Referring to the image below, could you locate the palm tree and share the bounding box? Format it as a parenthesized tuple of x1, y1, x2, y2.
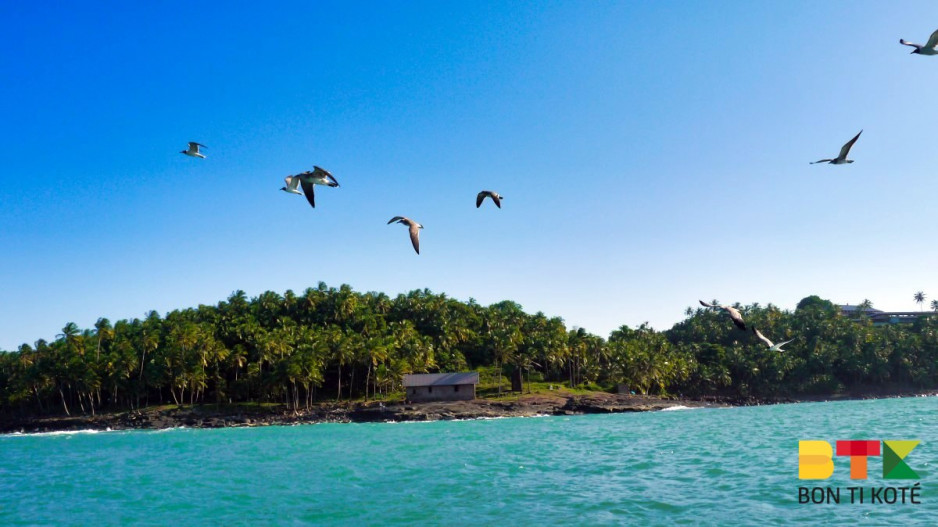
(914, 291, 926, 312)
(931, 299, 938, 312)
(94, 318, 113, 361)
(856, 299, 873, 320)
(57, 322, 81, 347)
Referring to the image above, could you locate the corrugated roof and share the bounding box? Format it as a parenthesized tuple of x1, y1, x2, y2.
(403, 372, 479, 387)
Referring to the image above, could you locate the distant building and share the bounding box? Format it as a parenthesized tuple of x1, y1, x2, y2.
(839, 305, 929, 326)
(403, 372, 479, 402)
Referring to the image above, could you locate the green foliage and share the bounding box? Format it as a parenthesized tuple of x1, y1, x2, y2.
(1, 288, 937, 417)
(796, 295, 837, 315)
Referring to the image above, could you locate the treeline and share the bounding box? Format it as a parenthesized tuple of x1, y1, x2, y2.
(2, 286, 937, 418)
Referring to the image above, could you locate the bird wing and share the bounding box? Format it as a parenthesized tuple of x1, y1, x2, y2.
(837, 130, 862, 160)
(188, 142, 205, 152)
(313, 166, 339, 186)
(899, 39, 920, 48)
(810, 159, 833, 164)
(284, 175, 300, 191)
(752, 327, 774, 348)
(300, 179, 316, 208)
(926, 29, 938, 49)
(699, 300, 715, 308)
(387, 216, 406, 225)
(491, 194, 501, 208)
(774, 338, 794, 350)
(408, 223, 421, 254)
(476, 192, 486, 208)
(726, 307, 746, 330)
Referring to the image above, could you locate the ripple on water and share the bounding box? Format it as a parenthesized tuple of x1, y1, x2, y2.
(0, 398, 935, 526)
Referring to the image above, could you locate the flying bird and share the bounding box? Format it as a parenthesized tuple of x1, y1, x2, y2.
(476, 190, 504, 209)
(900, 29, 938, 55)
(287, 166, 339, 208)
(280, 175, 302, 195)
(387, 216, 423, 254)
(810, 130, 862, 165)
(752, 327, 794, 353)
(699, 300, 747, 331)
(180, 142, 206, 158)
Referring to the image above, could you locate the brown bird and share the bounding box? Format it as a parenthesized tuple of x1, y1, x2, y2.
(476, 190, 504, 209)
(699, 300, 747, 331)
(387, 216, 423, 254)
(810, 130, 862, 165)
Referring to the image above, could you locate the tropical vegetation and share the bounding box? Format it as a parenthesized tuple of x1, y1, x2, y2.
(2, 285, 937, 419)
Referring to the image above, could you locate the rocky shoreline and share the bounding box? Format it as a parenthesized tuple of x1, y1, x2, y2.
(0, 393, 722, 434)
(3, 389, 933, 435)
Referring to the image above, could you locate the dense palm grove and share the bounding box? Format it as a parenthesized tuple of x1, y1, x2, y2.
(2, 285, 937, 418)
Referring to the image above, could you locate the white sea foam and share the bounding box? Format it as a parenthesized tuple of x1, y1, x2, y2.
(660, 405, 699, 411)
(7, 428, 112, 437)
(149, 426, 187, 433)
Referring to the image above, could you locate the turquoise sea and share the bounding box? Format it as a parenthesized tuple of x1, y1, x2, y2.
(1, 397, 934, 526)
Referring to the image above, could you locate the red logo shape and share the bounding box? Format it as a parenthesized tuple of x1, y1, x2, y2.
(836, 440, 881, 479)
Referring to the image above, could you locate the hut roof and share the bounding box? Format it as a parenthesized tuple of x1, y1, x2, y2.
(403, 372, 479, 387)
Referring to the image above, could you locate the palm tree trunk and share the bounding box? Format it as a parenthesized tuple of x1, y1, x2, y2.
(138, 350, 147, 380)
(365, 365, 372, 401)
(59, 387, 70, 416)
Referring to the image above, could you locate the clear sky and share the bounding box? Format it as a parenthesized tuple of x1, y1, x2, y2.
(2, 1, 938, 350)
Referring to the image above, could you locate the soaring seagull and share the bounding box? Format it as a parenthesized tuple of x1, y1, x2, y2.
(387, 216, 423, 254)
(699, 300, 747, 331)
(476, 190, 504, 209)
(752, 327, 794, 353)
(900, 29, 938, 55)
(811, 131, 862, 165)
(280, 175, 302, 195)
(181, 142, 206, 158)
(288, 166, 339, 208)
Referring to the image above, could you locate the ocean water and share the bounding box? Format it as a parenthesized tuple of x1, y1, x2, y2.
(1, 397, 935, 526)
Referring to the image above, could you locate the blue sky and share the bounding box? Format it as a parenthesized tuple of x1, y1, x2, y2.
(2, 1, 938, 350)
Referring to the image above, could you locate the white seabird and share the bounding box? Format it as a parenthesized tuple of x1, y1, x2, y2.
(180, 142, 206, 158)
(288, 166, 339, 208)
(811, 131, 862, 165)
(752, 327, 794, 353)
(280, 175, 302, 195)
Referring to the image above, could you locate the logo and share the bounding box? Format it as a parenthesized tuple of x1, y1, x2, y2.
(797, 439, 922, 505)
(799, 440, 919, 480)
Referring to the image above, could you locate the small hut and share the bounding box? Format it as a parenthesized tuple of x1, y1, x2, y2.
(403, 372, 479, 402)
